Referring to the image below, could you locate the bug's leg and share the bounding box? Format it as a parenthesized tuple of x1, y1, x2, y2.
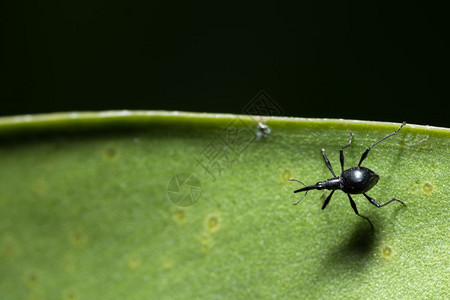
(347, 194, 374, 231)
(322, 190, 335, 210)
(340, 133, 353, 172)
(321, 148, 336, 177)
(363, 193, 407, 207)
(321, 189, 327, 203)
(358, 122, 406, 167)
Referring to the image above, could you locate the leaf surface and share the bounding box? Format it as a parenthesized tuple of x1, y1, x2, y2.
(0, 111, 448, 299)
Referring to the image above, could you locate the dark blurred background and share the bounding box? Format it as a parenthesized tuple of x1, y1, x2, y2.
(1, 1, 448, 127)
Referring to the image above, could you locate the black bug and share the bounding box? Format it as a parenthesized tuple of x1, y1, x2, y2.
(290, 122, 407, 230)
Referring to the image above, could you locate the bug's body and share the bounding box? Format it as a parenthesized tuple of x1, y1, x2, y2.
(297, 167, 379, 194)
(341, 167, 379, 194)
(290, 123, 407, 230)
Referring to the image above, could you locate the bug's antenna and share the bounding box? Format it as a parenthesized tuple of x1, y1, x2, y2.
(358, 121, 406, 166)
(288, 178, 310, 205)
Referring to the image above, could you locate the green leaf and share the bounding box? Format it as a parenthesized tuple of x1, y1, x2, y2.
(0, 111, 448, 299)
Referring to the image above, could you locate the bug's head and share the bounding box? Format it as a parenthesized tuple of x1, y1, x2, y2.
(288, 178, 319, 205)
(315, 181, 326, 190)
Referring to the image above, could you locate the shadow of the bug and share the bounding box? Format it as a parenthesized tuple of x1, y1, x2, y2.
(322, 220, 380, 273)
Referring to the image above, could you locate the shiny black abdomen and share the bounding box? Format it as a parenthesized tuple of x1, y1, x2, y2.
(340, 167, 379, 194)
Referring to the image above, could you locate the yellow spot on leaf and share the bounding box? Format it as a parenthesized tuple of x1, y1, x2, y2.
(24, 271, 41, 289)
(205, 214, 220, 232)
(200, 234, 214, 253)
(281, 170, 293, 182)
(208, 217, 219, 230)
(173, 209, 186, 223)
(127, 254, 142, 271)
(69, 231, 87, 247)
(422, 182, 434, 195)
(32, 180, 47, 195)
(62, 289, 79, 300)
(1, 236, 18, 258)
(382, 245, 394, 259)
(163, 259, 173, 269)
(103, 147, 119, 162)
